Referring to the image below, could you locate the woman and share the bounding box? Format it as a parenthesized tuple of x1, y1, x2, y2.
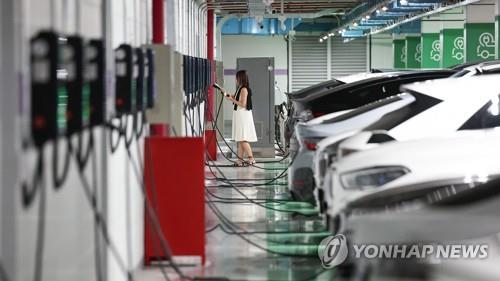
(223, 70, 258, 166)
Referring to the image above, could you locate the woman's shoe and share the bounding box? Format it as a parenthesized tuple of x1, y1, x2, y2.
(247, 156, 256, 165)
(233, 160, 244, 167)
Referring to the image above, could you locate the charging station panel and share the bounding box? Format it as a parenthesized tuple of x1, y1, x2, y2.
(173, 51, 185, 135)
(86, 39, 105, 127)
(64, 35, 86, 136)
(135, 48, 146, 112)
(31, 31, 62, 146)
(145, 44, 184, 135)
(145, 48, 156, 109)
(115, 44, 134, 115)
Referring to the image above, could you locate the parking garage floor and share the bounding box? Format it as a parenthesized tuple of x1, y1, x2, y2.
(137, 150, 335, 281)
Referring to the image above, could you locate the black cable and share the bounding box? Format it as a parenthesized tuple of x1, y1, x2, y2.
(21, 150, 44, 208)
(52, 138, 71, 189)
(77, 130, 94, 171)
(205, 224, 220, 233)
(33, 162, 46, 281)
(135, 111, 146, 139)
(71, 147, 136, 281)
(0, 260, 10, 281)
(109, 117, 123, 153)
(205, 157, 315, 216)
(124, 114, 136, 149)
(206, 195, 320, 256)
(125, 141, 191, 280)
(90, 129, 104, 281)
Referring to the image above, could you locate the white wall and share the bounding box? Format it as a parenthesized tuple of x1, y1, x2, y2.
(370, 33, 394, 69)
(221, 35, 288, 122)
(7, 0, 154, 281)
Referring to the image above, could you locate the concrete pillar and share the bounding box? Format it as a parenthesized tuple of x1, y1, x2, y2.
(464, 0, 496, 62)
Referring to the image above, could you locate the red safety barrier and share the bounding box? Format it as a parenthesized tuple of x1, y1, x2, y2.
(144, 137, 205, 265)
(204, 129, 217, 161)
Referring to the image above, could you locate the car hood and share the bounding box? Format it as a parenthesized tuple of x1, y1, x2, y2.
(334, 129, 500, 188)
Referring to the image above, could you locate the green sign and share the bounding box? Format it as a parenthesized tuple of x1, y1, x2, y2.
(496, 16, 500, 59)
(465, 23, 496, 62)
(405, 36, 421, 69)
(421, 33, 441, 69)
(440, 29, 464, 68)
(393, 39, 406, 69)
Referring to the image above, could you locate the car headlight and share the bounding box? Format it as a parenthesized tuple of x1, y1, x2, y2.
(340, 166, 410, 190)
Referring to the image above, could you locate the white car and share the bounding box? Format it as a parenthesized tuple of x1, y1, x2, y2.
(346, 176, 500, 280)
(315, 74, 500, 213)
(327, 129, 500, 232)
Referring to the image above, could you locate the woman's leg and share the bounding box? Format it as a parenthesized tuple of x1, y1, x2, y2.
(237, 141, 245, 160)
(242, 141, 254, 162)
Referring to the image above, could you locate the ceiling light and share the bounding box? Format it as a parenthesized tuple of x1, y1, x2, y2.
(323, 36, 328, 40)
(366, 15, 371, 19)
(400, 0, 408, 5)
(382, 6, 388, 11)
(353, 22, 358, 27)
(319, 38, 323, 42)
(376, 9, 381, 14)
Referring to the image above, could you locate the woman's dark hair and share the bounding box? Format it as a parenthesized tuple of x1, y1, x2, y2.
(236, 70, 250, 88)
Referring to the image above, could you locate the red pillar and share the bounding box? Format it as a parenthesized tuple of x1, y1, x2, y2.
(205, 9, 217, 160)
(151, 0, 166, 136)
(206, 9, 215, 121)
(152, 0, 165, 44)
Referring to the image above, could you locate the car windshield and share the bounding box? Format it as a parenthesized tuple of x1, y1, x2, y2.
(459, 94, 500, 130)
(321, 95, 405, 124)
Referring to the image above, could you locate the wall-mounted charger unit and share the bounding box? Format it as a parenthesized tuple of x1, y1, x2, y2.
(64, 36, 86, 136)
(135, 48, 146, 112)
(145, 48, 156, 109)
(115, 44, 134, 115)
(31, 31, 61, 147)
(86, 39, 105, 127)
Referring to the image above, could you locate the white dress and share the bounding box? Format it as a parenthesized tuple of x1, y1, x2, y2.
(232, 95, 258, 142)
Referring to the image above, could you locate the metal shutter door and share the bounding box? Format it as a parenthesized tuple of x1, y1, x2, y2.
(291, 36, 328, 92)
(331, 37, 367, 78)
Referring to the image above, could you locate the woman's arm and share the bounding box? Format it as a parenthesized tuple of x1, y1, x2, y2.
(228, 88, 248, 108)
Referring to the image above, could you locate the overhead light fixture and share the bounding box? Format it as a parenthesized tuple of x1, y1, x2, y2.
(319, 38, 323, 42)
(323, 36, 328, 40)
(366, 15, 371, 19)
(382, 6, 388, 11)
(353, 22, 358, 27)
(400, 0, 408, 5)
(339, 30, 343, 34)
(376, 9, 381, 14)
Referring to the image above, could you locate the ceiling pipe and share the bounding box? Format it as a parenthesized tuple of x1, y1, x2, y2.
(216, 8, 338, 60)
(367, 0, 478, 37)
